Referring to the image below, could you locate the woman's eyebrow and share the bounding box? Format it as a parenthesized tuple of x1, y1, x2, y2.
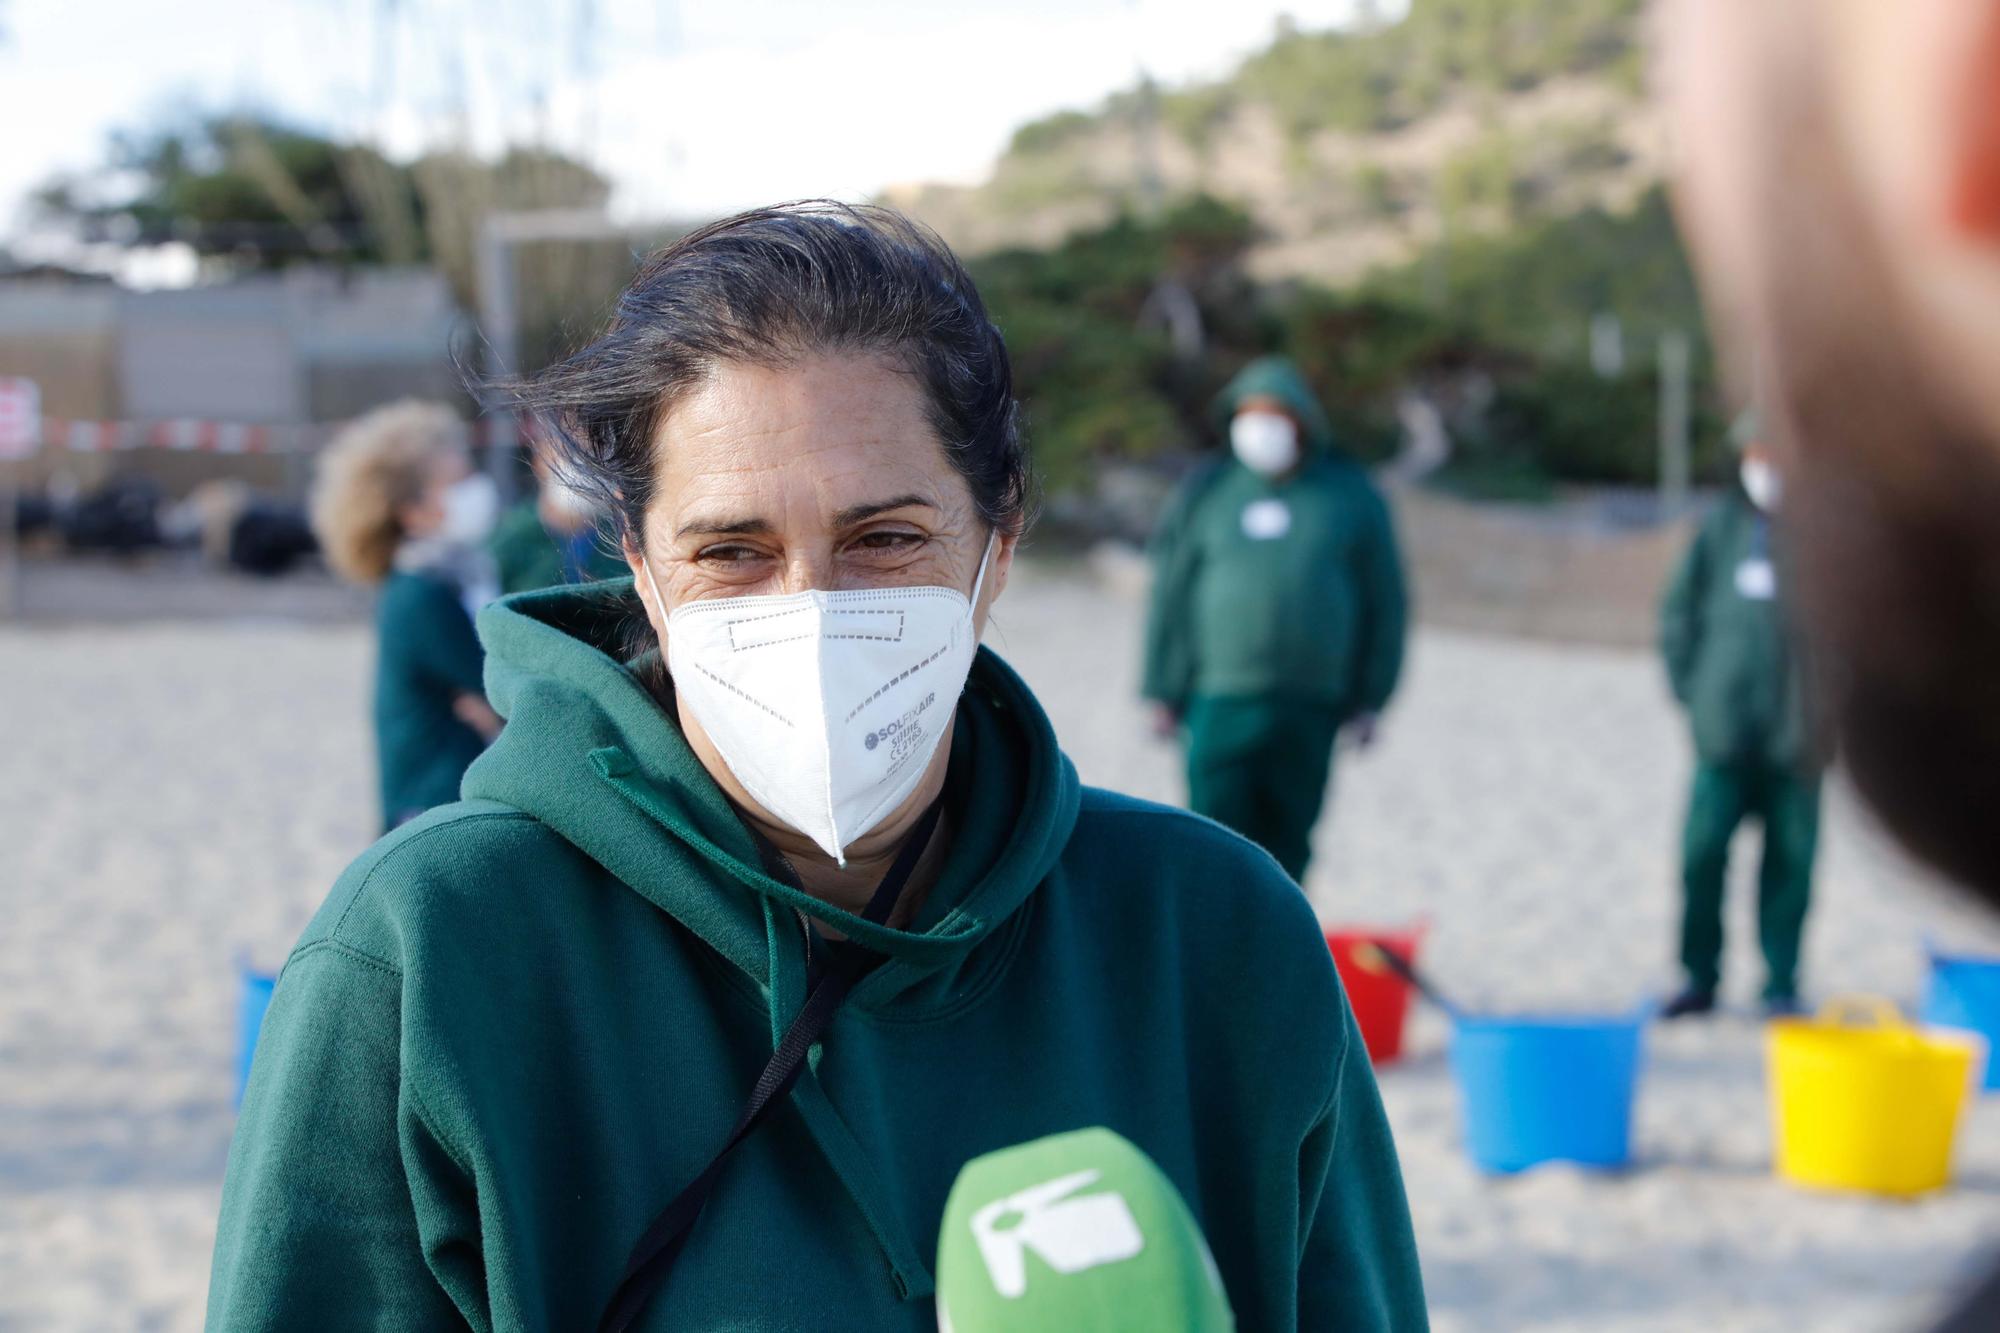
(675, 515, 774, 539)
(831, 495, 936, 528)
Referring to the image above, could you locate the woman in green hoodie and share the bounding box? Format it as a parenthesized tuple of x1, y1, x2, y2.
(212, 204, 1426, 1331)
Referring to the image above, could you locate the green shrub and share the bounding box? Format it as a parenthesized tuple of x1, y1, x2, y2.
(975, 184, 1725, 500)
(1008, 110, 1096, 157)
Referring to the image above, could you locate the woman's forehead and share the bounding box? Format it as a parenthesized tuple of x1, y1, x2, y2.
(650, 355, 966, 525)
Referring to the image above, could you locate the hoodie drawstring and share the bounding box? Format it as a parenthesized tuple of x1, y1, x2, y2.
(791, 1074, 935, 1299)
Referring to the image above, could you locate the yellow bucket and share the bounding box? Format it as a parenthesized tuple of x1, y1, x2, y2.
(1768, 996, 1986, 1199)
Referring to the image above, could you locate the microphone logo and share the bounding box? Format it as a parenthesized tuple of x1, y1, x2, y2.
(967, 1168, 1147, 1299)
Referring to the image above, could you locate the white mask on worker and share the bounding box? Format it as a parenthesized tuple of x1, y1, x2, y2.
(541, 468, 600, 523)
(438, 473, 500, 545)
(1741, 458, 1782, 512)
(1230, 411, 1300, 477)
(644, 534, 996, 864)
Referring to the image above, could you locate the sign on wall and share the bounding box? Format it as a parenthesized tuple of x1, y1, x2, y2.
(0, 378, 41, 459)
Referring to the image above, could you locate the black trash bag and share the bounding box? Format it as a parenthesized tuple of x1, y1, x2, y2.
(62, 474, 164, 553)
(10, 490, 56, 536)
(227, 502, 319, 577)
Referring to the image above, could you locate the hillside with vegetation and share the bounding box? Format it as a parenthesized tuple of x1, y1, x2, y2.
(923, 0, 1727, 504)
(888, 0, 1658, 285)
(972, 187, 1720, 506)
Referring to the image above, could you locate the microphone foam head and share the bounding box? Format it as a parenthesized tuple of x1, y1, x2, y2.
(935, 1126, 1234, 1331)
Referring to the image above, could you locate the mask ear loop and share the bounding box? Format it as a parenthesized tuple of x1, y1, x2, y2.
(639, 551, 670, 628)
(639, 554, 690, 690)
(966, 528, 998, 616)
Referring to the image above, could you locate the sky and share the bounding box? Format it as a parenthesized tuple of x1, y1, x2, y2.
(0, 0, 1393, 245)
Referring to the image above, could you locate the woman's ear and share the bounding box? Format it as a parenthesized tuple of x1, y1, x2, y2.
(624, 534, 667, 635)
(977, 527, 1019, 625)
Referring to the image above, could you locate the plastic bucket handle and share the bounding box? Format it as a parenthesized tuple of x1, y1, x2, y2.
(1814, 995, 1908, 1032)
(1350, 941, 1401, 976)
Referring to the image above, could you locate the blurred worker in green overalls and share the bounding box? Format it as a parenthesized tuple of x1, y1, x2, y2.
(489, 424, 627, 596)
(1659, 412, 1823, 1018)
(1143, 356, 1409, 883)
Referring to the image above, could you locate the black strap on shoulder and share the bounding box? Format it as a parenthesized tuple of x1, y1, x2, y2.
(597, 802, 944, 1333)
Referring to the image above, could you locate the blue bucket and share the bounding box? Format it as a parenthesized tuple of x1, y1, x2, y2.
(1450, 1012, 1646, 1173)
(236, 968, 277, 1108)
(1921, 950, 2000, 1091)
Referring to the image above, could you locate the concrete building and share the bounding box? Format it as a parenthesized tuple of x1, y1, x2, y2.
(0, 266, 464, 496)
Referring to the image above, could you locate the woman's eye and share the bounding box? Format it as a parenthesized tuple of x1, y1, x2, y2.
(852, 530, 924, 553)
(696, 544, 766, 564)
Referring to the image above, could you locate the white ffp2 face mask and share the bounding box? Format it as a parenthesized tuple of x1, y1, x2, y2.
(645, 536, 995, 864)
(1230, 411, 1300, 477)
(439, 473, 500, 545)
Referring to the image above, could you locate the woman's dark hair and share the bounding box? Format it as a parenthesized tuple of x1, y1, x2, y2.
(511, 201, 1033, 546)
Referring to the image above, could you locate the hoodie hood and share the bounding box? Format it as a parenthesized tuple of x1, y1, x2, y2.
(461, 578, 1082, 1012)
(1211, 355, 1336, 453)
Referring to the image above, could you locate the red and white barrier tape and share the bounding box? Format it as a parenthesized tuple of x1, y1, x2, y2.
(31, 416, 511, 455)
(42, 419, 286, 453)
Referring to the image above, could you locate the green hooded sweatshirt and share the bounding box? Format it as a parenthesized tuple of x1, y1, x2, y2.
(490, 500, 629, 596)
(489, 499, 568, 595)
(1660, 488, 1818, 770)
(208, 580, 1427, 1331)
(1143, 357, 1408, 714)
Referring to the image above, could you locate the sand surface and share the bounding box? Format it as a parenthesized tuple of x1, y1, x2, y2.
(6, 562, 2000, 1330)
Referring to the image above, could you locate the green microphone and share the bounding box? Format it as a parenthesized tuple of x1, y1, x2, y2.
(935, 1127, 1235, 1332)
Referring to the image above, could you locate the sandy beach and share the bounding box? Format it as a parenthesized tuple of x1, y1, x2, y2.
(6, 560, 2000, 1331)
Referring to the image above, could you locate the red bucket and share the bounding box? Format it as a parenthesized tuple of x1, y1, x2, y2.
(1326, 924, 1426, 1065)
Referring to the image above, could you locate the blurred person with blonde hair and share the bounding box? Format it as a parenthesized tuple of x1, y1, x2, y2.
(1658, 1, 2000, 1323)
(311, 399, 504, 830)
